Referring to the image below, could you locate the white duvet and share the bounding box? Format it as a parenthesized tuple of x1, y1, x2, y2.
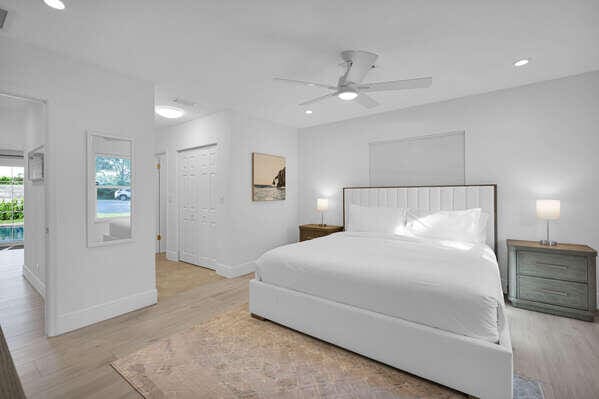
(255, 232, 506, 343)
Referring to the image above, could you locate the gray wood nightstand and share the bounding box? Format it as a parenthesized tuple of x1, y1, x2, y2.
(507, 239, 597, 321)
(299, 224, 343, 242)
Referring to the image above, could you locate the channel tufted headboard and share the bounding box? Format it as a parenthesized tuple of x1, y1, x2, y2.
(342, 184, 497, 254)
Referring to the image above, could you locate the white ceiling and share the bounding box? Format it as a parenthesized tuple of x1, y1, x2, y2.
(1, 0, 598, 128)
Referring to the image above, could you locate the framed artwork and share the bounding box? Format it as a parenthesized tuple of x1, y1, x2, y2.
(28, 145, 44, 182)
(252, 152, 286, 201)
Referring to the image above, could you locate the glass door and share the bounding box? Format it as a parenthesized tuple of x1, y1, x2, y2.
(0, 164, 24, 245)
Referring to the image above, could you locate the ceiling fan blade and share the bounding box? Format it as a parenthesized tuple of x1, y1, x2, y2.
(358, 77, 432, 92)
(274, 77, 337, 90)
(299, 92, 337, 106)
(355, 93, 379, 109)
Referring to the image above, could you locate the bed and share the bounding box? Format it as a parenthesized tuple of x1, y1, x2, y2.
(249, 185, 512, 399)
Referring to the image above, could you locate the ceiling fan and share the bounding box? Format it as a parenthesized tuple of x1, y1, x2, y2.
(274, 50, 432, 109)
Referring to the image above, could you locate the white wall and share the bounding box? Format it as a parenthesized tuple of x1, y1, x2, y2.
(155, 110, 298, 277)
(225, 112, 298, 274)
(0, 37, 156, 336)
(299, 71, 599, 296)
(0, 102, 25, 152)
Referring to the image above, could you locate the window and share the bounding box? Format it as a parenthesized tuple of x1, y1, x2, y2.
(369, 131, 465, 186)
(95, 155, 131, 220)
(0, 164, 25, 243)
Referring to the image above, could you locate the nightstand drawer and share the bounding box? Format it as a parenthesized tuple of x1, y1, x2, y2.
(518, 275, 588, 310)
(517, 250, 588, 282)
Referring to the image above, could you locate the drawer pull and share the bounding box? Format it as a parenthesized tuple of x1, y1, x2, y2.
(535, 262, 568, 270)
(535, 288, 568, 297)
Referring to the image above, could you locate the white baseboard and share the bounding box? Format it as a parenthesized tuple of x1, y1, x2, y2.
(166, 250, 178, 261)
(217, 260, 256, 278)
(22, 264, 45, 299)
(53, 288, 157, 336)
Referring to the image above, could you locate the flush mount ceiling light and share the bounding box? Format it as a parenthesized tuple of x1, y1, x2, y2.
(513, 59, 530, 67)
(155, 106, 184, 119)
(305, 110, 313, 114)
(43, 0, 66, 10)
(337, 89, 358, 101)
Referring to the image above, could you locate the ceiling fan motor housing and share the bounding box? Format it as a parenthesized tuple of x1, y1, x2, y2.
(340, 50, 379, 85)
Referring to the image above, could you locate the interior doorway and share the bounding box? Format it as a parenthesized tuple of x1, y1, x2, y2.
(0, 93, 47, 338)
(155, 153, 166, 254)
(177, 144, 217, 269)
(154, 147, 222, 301)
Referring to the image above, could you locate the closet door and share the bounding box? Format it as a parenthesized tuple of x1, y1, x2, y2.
(178, 144, 217, 268)
(178, 148, 200, 265)
(198, 145, 217, 266)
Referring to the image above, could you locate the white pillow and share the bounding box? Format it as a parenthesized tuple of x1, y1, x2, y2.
(348, 204, 406, 234)
(405, 208, 488, 244)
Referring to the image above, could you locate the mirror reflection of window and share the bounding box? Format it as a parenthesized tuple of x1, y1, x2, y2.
(87, 133, 133, 247)
(95, 155, 131, 220)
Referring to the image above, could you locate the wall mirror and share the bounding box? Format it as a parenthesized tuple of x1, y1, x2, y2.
(87, 132, 133, 247)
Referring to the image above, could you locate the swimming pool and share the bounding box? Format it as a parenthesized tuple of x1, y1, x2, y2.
(0, 225, 24, 243)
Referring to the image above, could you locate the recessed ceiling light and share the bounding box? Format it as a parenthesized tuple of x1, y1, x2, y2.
(43, 0, 66, 10)
(338, 90, 358, 101)
(155, 106, 184, 119)
(305, 110, 313, 114)
(513, 59, 529, 67)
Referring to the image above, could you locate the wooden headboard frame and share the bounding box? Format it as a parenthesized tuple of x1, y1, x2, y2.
(342, 184, 498, 255)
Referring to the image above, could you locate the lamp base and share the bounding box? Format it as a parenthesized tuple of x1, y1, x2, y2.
(539, 240, 558, 246)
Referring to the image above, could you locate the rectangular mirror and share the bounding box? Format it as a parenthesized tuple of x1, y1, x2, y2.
(87, 132, 133, 247)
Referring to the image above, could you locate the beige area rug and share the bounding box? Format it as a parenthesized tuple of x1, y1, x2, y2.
(112, 305, 465, 398)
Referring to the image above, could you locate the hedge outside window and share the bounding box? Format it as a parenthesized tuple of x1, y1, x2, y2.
(0, 165, 25, 243)
(95, 155, 131, 220)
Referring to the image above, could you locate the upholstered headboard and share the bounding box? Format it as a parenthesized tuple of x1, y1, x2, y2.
(342, 185, 497, 254)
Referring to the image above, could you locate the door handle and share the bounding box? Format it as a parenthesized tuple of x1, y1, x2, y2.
(535, 262, 568, 270)
(536, 288, 568, 297)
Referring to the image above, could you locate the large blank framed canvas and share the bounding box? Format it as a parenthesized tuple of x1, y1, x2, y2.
(369, 131, 465, 186)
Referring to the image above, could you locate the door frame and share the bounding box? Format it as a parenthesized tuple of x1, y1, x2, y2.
(154, 152, 166, 254)
(176, 143, 218, 268)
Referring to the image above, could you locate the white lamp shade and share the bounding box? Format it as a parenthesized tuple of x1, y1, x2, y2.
(536, 199, 560, 220)
(317, 198, 329, 212)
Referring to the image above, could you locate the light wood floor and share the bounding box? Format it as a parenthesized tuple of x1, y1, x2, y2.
(0, 249, 598, 399)
(155, 253, 223, 300)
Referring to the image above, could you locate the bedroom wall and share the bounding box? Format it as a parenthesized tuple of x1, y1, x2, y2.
(155, 110, 298, 277)
(0, 36, 156, 336)
(299, 70, 599, 297)
(225, 112, 298, 275)
(0, 100, 26, 151)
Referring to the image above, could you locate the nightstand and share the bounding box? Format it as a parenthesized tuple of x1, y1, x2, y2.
(299, 224, 343, 242)
(507, 239, 597, 321)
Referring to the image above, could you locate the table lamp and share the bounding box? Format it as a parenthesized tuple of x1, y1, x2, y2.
(317, 198, 329, 226)
(536, 199, 560, 246)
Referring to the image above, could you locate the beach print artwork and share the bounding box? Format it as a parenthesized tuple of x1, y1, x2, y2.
(252, 153, 286, 201)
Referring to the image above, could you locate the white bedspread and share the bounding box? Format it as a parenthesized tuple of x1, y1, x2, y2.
(255, 232, 505, 343)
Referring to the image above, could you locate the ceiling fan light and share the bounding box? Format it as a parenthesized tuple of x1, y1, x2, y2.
(155, 106, 184, 119)
(338, 90, 358, 101)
